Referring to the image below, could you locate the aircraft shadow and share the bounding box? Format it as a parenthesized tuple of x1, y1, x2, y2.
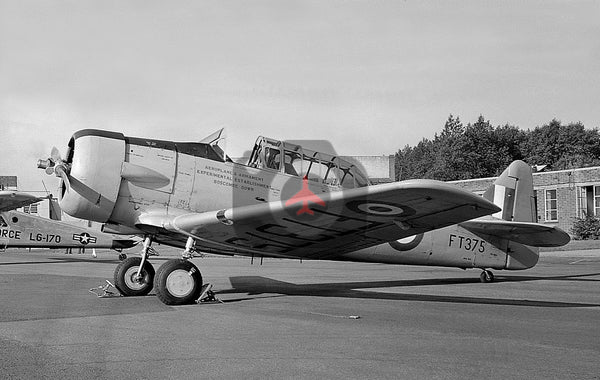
(220, 274, 600, 308)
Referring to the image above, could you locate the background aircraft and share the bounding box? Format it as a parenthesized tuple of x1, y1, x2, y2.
(342, 160, 570, 282)
(38, 129, 500, 305)
(0, 191, 137, 252)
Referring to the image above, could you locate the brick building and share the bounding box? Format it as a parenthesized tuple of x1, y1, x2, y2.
(451, 166, 600, 235)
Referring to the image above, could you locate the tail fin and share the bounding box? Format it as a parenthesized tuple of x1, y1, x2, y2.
(482, 160, 536, 222)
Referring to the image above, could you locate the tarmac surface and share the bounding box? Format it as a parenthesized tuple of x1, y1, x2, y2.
(0, 248, 599, 379)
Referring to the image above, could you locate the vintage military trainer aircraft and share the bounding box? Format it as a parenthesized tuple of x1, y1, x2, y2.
(37, 129, 504, 305)
(0, 191, 136, 252)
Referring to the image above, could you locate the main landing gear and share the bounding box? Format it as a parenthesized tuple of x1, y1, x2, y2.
(479, 269, 495, 283)
(113, 236, 204, 305)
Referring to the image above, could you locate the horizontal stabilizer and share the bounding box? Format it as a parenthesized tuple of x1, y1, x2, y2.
(460, 219, 570, 247)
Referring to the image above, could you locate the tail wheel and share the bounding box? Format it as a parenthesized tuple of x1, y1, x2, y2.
(480, 270, 494, 283)
(114, 256, 155, 296)
(154, 259, 203, 305)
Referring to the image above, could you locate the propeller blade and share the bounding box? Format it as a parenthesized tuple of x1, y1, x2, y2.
(50, 147, 62, 162)
(55, 165, 71, 193)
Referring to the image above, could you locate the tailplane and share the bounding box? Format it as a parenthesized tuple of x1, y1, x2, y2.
(465, 160, 570, 248)
(482, 160, 536, 222)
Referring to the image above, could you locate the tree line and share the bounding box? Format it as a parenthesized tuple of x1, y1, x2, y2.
(395, 115, 600, 181)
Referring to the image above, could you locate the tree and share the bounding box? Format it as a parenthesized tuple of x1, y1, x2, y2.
(394, 114, 600, 182)
(395, 139, 435, 180)
(428, 115, 469, 181)
(523, 120, 600, 170)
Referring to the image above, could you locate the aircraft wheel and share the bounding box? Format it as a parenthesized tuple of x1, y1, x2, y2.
(114, 257, 155, 296)
(480, 270, 494, 283)
(154, 259, 203, 305)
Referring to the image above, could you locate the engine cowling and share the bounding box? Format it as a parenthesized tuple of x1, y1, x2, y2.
(59, 130, 126, 222)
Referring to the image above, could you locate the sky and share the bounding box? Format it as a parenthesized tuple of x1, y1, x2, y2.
(1, 0, 599, 192)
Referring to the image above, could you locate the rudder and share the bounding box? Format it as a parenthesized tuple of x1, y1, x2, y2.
(482, 160, 536, 222)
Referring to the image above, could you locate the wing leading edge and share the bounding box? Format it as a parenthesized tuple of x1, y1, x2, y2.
(140, 179, 501, 258)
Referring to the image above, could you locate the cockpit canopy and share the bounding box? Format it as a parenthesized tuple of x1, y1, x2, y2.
(247, 137, 370, 189)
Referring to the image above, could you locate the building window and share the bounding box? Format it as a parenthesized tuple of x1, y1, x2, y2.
(577, 186, 590, 218)
(595, 186, 600, 216)
(533, 190, 540, 221)
(545, 189, 558, 221)
(577, 185, 600, 218)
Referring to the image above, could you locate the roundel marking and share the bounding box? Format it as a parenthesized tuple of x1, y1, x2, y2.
(388, 233, 424, 251)
(346, 200, 416, 217)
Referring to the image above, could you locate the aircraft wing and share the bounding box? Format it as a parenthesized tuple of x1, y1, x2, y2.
(142, 180, 500, 259)
(0, 191, 46, 212)
(460, 219, 571, 247)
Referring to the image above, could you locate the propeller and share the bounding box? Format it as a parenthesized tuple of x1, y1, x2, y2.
(37, 147, 71, 193)
(38, 147, 106, 207)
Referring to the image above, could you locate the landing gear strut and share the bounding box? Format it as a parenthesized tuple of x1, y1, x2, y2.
(153, 237, 203, 305)
(113, 236, 155, 296)
(479, 269, 495, 283)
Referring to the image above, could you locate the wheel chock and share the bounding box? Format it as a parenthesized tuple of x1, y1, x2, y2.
(196, 283, 223, 304)
(89, 280, 121, 298)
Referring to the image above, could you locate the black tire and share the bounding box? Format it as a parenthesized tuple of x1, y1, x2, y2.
(154, 259, 203, 305)
(113, 256, 155, 296)
(479, 270, 494, 283)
